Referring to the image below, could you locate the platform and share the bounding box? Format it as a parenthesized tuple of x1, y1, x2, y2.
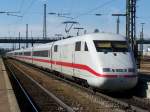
(0, 58, 20, 112)
(139, 69, 150, 74)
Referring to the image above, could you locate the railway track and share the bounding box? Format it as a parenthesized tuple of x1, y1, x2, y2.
(4, 59, 39, 112)
(139, 56, 150, 79)
(4, 58, 150, 112)
(5, 59, 74, 112)
(117, 96, 150, 111)
(140, 56, 150, 71)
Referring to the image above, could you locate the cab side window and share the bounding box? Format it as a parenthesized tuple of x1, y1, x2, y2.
(54, 45, 58, 52)
(84, 42, 88, 51)
(75, 41, 81, 51)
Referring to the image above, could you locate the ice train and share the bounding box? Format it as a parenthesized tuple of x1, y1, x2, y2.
(7, 33, 138, 91)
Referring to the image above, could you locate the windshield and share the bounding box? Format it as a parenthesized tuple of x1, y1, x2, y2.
(94, 40, 129, 52)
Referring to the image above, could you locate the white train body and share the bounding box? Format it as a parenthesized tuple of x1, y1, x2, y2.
(7, 33, 138, 91)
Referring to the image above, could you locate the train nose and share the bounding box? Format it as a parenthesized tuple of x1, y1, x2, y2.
(117, 76, 138, 90)
(88, 75, 138, 92)
(87, 75, 138, 92)
(100, 76, 138, 91)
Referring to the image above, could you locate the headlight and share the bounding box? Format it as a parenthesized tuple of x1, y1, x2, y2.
(128, 68, 135, 72)
(103, 68, 111, 72)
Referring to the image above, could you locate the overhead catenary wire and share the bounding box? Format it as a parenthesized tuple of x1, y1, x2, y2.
(10, 0, 38, 38)
(59, 0, 118, 35)
(10, 0, 120, 38)
(18, 0, 25, 13)
(71, 0, 117, 20)
(22, 0, 38, 17)
(50, 0, 118, 36)
(14, 0, 38, 23)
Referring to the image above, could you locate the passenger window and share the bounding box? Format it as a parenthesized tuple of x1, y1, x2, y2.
(84, 42, 88, 51)
(24, 52, 31, 56)
(75, 41, 81, 51)
(54, 45, 58, 52)
(33, 50, 48, 57)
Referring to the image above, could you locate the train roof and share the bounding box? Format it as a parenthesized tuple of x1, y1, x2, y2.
(86, 33, 126, 40)
(8, 49, 22, 53)
(54, 32, 126, 45)
(33, 43, 52, 49)
(8, 33, 126, 53)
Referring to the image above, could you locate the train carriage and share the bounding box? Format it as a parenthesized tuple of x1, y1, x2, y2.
(22, 48, 32, 64)
(32, 43, 53, 69)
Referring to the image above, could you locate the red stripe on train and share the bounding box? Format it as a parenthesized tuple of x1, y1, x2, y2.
(15, 56, 137, 78)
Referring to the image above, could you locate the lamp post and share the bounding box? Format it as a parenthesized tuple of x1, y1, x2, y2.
(74, 27, 84, 36)
(112, 14, 126, 34)
(140, 23, 145, 56)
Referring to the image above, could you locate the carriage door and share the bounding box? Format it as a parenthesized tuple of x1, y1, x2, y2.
(31, 48, 33, 64)
(73, 41, 82, 77)
(53, 45, 61, 72)
(50, 43, 54, 70)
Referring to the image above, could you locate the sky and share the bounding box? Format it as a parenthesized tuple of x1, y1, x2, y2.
(0, 0, 149, 48)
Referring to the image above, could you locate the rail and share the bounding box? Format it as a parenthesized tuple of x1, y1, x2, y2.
(5, 58, 150, 112)
(5, 61, 39, 112)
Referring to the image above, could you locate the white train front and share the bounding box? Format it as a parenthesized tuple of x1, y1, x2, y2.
(7, 33, 138, 92)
